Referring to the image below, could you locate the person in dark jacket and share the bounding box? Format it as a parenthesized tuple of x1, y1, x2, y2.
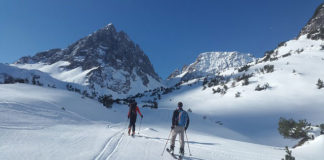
(128, 101, 143, 136)
(169, 102, 190, 156)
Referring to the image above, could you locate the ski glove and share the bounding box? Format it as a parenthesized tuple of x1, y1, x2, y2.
(141, 115, 143, 118)
(185, 127, 188, 131)
(171, 126, 175, 129)
(128, 115, 130, 119)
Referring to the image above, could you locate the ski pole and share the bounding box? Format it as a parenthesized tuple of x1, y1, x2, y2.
(138, 117, 143, 134)
(185, 130, 192, 156)
(161, 129, 172, 156)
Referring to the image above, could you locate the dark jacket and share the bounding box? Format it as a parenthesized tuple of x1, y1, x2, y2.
(172, 109, 190, 129)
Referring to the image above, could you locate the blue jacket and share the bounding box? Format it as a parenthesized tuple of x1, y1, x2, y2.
(172, 109, 190, 129)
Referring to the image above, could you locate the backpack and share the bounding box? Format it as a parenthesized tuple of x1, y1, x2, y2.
(177, 110, 188, 127)
(129, 103, 137, 116)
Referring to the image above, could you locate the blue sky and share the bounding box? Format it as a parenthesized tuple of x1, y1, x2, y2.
(0, 0, 322, 78)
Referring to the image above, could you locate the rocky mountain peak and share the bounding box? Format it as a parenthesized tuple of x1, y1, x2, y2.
(103, 23, 116, 31)
(299, 3, 324, 40)
(14, 23, 162, 95)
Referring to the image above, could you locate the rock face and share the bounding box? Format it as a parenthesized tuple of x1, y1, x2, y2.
(299, 3, 324, 40)
(168, 51, 255, 82)
(15, 23, 161, 95)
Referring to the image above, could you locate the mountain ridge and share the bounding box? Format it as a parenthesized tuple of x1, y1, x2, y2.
(299, 3, 324, 40)
(13, 23, 162, 96)
(167, 51, 255, 85)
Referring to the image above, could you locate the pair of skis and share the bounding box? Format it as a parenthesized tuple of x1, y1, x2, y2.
(166, 148, 183, 160)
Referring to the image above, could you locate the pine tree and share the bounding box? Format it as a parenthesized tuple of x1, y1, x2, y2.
(282, 146, 295, 160)
(320, 124, 324, 134)
(235, 92, 241, 98)
(242, 78, 249, 86)
(316, 79, 323, 89)
(231, 82, 236, 87)
(98, 95, 114, 108)
(278, 117, 311, 139)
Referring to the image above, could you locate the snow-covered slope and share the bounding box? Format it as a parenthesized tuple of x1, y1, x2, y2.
(11, 61, 96, 85)
(0, 84, 288, 160)
(167, 51, 255, 86)
(12, 23, 163, 98)
(146, 34, 324, 147)
(294, 135, 324, 160)
(0, 63, 75, 89)
(127, 3, 324, 148)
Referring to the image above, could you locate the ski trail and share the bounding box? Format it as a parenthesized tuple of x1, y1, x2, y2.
(106, 133, 125, 160)
(93, 130, 125, 160)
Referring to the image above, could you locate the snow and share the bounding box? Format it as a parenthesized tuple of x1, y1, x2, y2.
(12, 61, 162, 98)
(0, 84, 287, 160)
(74, 56, 86, 62)
(1, 39, 324, 159)
(167, 51, 255, 86)
(0, 63, 71, 90)
(54, 66, 97, 85)
(146, 36, 324, 147)
(12, 61, 98, 85)
(294, 135, 324, 160)
(193, 52, 254, 74)
(1, 21, 324, 160)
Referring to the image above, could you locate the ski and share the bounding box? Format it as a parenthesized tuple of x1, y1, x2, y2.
(166, 148, 185, 160)
(166, 148, 177, 159)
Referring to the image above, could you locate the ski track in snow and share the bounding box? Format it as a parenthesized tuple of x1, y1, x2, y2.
(93, 129, 125, 160)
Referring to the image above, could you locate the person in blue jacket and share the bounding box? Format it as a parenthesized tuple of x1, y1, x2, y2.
(169, 102, 190, 156)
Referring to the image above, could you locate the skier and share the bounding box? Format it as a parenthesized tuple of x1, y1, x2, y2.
(128, 101, 143, 136)
(168, 102, 190, 157)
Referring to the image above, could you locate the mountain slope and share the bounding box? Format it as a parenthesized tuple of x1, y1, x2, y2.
(0, 83, 286, 160)
(142, 33, 323, 146)
(131, 3, 324, 147)
(167, 51, 255, 86)
(294, 135, 324, 160)
(0, 63, 75, 90)
(13, 23, 162, 97)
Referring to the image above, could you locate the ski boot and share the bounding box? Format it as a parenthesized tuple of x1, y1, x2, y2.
(179, 148, 184, 159)
(128, 128, 131, 136)
(167, 145, 175, 154)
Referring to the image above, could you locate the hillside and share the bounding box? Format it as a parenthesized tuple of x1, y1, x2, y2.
(1, 84, 322, 159)
(129, 12, 324, 147)
(0, 84, 286, 160)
